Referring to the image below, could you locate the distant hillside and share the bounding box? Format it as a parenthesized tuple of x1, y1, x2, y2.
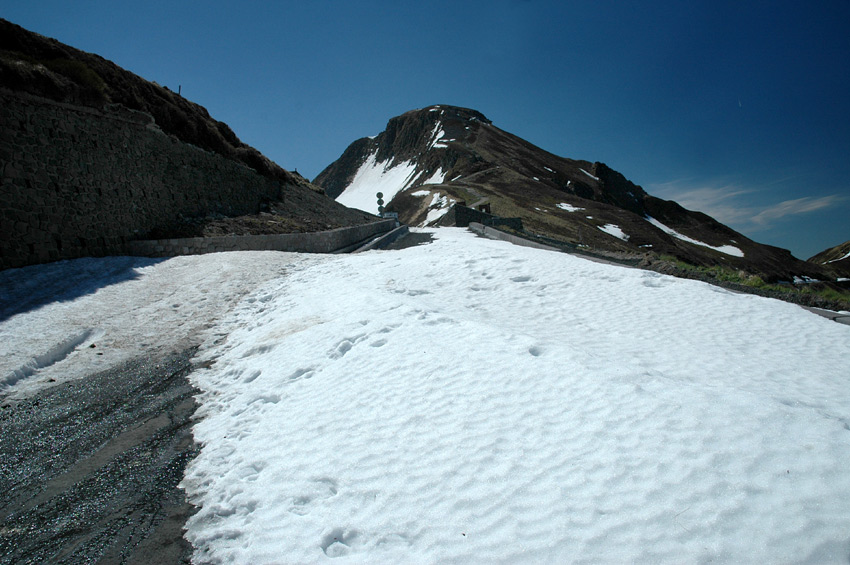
(809, 241, 850, 279)
(315, 105, 832, 283)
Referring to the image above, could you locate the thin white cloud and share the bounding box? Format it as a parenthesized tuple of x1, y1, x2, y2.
(751, 195, 842, 225)
(648, 180, 844, 233)
(648, 181, 757, 225)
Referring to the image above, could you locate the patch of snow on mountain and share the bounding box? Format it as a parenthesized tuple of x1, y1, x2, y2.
(598, 223, 629, 241)
(422, 194, 454, 225)
(420, 168, 446, 186)
(335, 152, 417, 214)
(411, 190, 431, 197)
(828, 250, 850, 263)
(544, 166, 554, 173)
(646, 216, 744, 257)
(557, 203, 584, 212)
(451, 174, 462, 181)
(428, 122, 448, 150)
(181, 229, 850, 563)
(580, 168, 600, 181)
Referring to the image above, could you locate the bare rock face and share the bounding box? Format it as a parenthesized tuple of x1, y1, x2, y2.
(315, 104, 833, 282)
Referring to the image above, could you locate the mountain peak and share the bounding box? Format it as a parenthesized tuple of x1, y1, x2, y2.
(315, 107, 838, 282)
(406, 105, 492, 124)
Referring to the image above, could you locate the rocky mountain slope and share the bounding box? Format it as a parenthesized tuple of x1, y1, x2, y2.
(0, 18, 291, 185)
(315, 105, 832, 283)
(0, 18, 376, 258)
(809, 240, 850, 279)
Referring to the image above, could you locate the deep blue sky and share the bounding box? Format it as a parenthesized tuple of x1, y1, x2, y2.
(4, 0, 849, 258)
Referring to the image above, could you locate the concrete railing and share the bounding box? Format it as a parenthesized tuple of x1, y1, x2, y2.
(128, 219, 397, 257)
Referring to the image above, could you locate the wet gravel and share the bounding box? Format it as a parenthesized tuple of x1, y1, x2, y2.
(0, 349, 200, 564)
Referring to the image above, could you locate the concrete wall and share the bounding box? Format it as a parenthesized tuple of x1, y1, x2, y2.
(1, 89, 286, 270)
(128, 219, 396, 257)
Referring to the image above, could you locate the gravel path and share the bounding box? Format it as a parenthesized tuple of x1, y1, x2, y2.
(0, 348, 199, 564)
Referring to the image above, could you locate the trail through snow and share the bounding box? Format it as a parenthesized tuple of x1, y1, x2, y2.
(0, 252, 302, 396)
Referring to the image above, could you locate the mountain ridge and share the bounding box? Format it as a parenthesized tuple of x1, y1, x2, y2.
(315, 104, 836, 283)
(809, 240, 850, 279)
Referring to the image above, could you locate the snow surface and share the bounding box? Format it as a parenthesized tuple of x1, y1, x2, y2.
(0, 252, 300, 396)
(3, 229, 850, 563)
(556, 202, 584, 212)
(428, 122, 448, 150)
(421, 168, 447, 186)
(597, 223, 629, 241)
(422, 193, 454, 225)
(178, 229, 848, 563)
(336, 152, 418, 214)
(828, 250, 850, 263)
(579, 168, 600, 182)
(646, 216, 745, 258)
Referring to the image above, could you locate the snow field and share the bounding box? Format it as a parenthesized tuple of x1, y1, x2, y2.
(336, 152, 449, 215)
(597, 223, 629, 241)
(556, 202, 584, 212)
(183, 228, 850, 563)
(335, 152, 418, 214)
(646, 216, 744, 257)
(0, 252, 302, 396)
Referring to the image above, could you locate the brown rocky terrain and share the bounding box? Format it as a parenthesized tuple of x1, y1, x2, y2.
(315, 105, 838, 285)
(808, 240, 850, 280)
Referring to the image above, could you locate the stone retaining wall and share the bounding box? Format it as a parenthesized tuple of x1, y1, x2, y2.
(128, 220, 396, 257)
(443, 205, 524, 231)
(1, 89, 288, 270)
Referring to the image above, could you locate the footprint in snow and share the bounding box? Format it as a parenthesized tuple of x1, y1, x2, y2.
(321, 528, 360, 557)
(328, 336, 365, 359)
(287, 368, 315, 383)
(289, 478, 338, 516)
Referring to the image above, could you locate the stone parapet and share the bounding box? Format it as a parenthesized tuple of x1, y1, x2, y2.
(128, 220, 396, 257)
